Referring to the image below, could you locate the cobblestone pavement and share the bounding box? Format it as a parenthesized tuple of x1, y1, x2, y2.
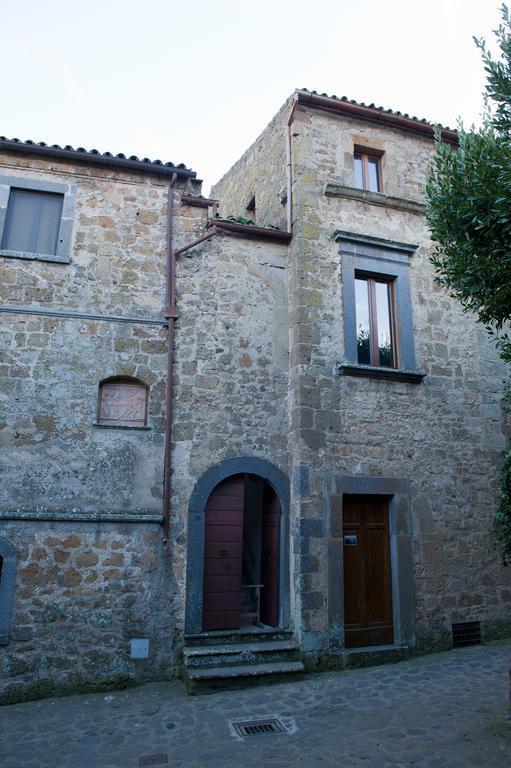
(1, 642, 510, 768)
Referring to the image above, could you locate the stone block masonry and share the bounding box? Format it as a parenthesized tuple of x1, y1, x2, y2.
(0, 147, 293, 701)
(0, 521, 172, 704)
(2, 91, 511, 703)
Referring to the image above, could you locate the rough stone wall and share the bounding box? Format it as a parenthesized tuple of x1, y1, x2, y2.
(0, 149, 291, 700)
(168, 231, 290, 626)
(284, 106, 511, 652)
(0, 153, 192, 515)
(0, 311, 168, 514)
(0, 522, 172, 704)
(0, 155, 208, 701)
(210, 99, 290, 229)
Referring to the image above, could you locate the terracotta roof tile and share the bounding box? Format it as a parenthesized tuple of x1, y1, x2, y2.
(297, 88, 456, 135)
(0, 136, 196, 178)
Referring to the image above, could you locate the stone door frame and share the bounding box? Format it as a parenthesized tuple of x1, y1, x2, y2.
(328, 475, 416, 651)
(185, 457, 290, 635)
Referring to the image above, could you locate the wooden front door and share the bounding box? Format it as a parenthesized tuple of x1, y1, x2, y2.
(202, 475, 245, 631)
(260, 484, 280, 627)
(343, 495, 394, 648)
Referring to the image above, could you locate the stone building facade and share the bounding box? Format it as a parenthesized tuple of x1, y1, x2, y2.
(1, 89, 510, 702)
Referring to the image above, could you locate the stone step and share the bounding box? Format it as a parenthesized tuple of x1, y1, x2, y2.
(184, 628, 294, 647)
(184, 639, 300, 669)
(184, 639, 299, 659)
(186, 660, 305, 693)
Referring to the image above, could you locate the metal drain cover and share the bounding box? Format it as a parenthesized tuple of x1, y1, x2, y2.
(138, 754, 168, 767)
(232, 718, 288, 737)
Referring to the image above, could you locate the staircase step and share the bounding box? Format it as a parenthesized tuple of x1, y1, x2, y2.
(184, 628, 294, 647)
(187, 660, 304, 681)
(184, 639, 298, 660)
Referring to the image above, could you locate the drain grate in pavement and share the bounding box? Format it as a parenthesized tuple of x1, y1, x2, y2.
(232, 718, 288, 737)
(138, 754, 168, 767)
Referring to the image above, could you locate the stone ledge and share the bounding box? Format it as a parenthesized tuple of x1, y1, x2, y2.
(92, 423, 152, 431)
(337, 363, 426, 384)
(0, 248, 70, 264)
(207, 218, 292, 243)
(0, 511, 162, 523)
(325, 183, 426, 215)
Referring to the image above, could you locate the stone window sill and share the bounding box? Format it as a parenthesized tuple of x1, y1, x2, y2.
(337, 363, 426, 384)
(92, 423, 152, 431)
(325, 184, 426, 215)
(0, 248, 70, 264)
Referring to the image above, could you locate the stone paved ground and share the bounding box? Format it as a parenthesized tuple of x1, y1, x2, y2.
(1, 642, 510, 768)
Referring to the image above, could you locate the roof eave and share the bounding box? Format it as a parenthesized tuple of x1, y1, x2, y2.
(0, 140, 197, 180)
(294, 90, 458, 146)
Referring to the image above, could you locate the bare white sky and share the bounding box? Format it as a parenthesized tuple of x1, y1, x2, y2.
(1, 0, 502, 194)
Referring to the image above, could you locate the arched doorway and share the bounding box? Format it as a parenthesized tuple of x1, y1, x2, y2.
(202, 474, 280, 631)
(185, 457, 289, 635)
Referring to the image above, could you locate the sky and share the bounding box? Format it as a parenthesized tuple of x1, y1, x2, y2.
(1, 0, 503, 194)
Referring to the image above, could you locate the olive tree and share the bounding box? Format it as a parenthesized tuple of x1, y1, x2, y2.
(426, 5, 511, 562)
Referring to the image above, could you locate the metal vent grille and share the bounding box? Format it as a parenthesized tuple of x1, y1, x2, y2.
(452, 621, 481, 648)
(232, 718, 287, 737)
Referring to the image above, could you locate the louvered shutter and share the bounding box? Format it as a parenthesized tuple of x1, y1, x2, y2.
(2, 189, 64, 255)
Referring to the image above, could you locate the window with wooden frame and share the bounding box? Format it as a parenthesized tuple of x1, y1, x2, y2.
(354, 274, 396, 367)
(97, 377, 148, 427)
(353, 149, 382, 193)
(337, 231, 423, 383)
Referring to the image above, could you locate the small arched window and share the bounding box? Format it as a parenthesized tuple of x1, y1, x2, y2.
(97, 377, 148, 428)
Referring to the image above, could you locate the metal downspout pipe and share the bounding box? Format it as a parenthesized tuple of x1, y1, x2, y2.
(286, 93, 298, 235)
(163, 174, 178, 550)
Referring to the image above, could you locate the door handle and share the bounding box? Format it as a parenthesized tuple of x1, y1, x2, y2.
(219, 549, 228, 557)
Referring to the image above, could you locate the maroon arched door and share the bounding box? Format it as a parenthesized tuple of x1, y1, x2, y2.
(202, 474, 280, 632)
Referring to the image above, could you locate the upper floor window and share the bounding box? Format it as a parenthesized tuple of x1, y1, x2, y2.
(0, 175, 75, 263)
(335, 231, 425, 383)
(354, 150, 382, 193)
(2, 188, 64, 257)
(355, 275, 396, 367)
(97, 377, 148, 428)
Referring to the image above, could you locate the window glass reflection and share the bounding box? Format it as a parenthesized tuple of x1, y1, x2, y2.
(375, 281, 394, 366)
(354, 155, 364, 189)
(368, 159, 380, 192)
(355, 278, 371, 364)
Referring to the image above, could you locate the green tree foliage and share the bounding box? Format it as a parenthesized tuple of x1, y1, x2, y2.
(426, 5, 511, 363)
(426, 6, 511, 564)
(494, 449, 511, 564)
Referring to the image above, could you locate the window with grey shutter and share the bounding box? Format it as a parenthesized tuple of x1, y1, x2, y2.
(2, 188, 64, 256)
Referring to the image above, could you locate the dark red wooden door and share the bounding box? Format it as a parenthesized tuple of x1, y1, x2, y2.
(203, 475, 245, 631)
(343, 495, 393, 648)
(260, 484, 280, 627)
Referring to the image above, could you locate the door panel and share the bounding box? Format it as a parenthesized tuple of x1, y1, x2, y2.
(343, 495, 393, 648)
(204, 540, 243, 560)
(203, 475, 245, 631)
(260, 485, 280, 627)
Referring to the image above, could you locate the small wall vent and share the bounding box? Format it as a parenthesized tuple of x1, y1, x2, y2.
(451, 620, 481, 648)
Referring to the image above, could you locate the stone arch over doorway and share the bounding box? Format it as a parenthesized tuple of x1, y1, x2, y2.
(185, 457, 290, 634)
